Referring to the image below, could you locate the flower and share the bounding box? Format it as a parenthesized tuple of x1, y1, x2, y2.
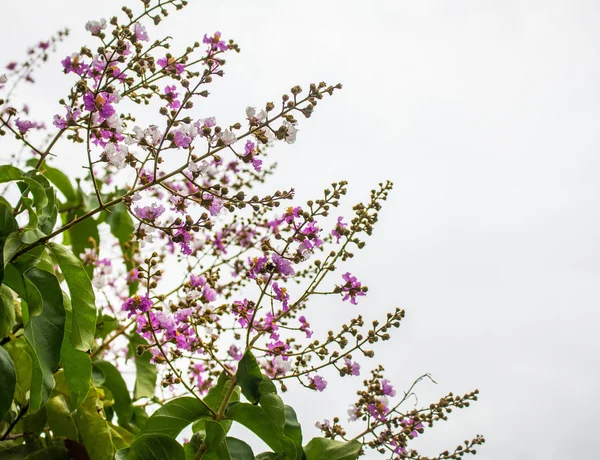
(381, 379, 396, 397)
(103, 143, 128, 169)
(157, 56, 185, 75)
(15, 119, 37, 134)
(164, 85, 181, 109)
(203, 31, 228, 52)
(282, 120, 298, 144)
(339, 272, 366, 305)
(61, 53, 89, 76)
(343, 358, 361, 376)
(246, 106, 267, 126)
(272, 253, 295, 277)
(53, 105, 82, 129)
(367, 396, 389, 422)
(134, 203, 165, 220)
(331, 216, 348, 243)
(0, 74, 7, 89)
(272, 282, 290, 311)
(85, 18, 107, 35)
(133, 22, 149, 41)
(299, 316, 313, 338)
(347, 404, 360, 422)
(83, 91, 116, 120)
(122, 294, 153, 318)
(217, 129, 237, 146)
(400, 418, 424, 438)
(308, 375, 327, 392)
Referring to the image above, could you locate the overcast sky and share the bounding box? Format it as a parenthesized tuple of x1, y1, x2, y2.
(2, 1, 600, 459)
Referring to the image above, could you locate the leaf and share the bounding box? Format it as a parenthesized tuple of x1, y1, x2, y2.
(42, 166, 76, 203)
(2, 233, 23, 281)
(192, 373, 239, 435)
(236, 351, 264, 404)
(45, 394, 79, 440)
(0, 284, 16, 339)
(105, 203, 138, 295)
(128, 333, 157, 400)
(5, 337, 32, 405)
(142, 396, 211, 438)
(109, 422, 136, 450)
(66, 210, 99, 279)
(73, 386, 115, 460)
(303, 438, 362, 460)
(24, 444, 71, 459)
(0, 345, 16, 420)
(283, 405, 302, 454)
(226, 437, 255, 460)
(126, 433, 185, 460)
(226, 396, 298, 460)
(22, 267, 65, 413)
(0, 166, 48, 209)
(255, 453, 285, 460)
(95, 314, 119, 340)
(92, 361, 133, 425)
(60, 294, 92, 411)
(48, 242, 96, 352)
(202, 420, 231, 459)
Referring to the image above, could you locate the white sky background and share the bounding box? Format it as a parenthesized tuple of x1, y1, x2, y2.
(2, 0, 600, 459)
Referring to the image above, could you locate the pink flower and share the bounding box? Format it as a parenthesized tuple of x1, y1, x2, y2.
(133, 22, 149, 41)
(15, 119, 37, 134)
(203, 31, 228, 52)
(339, 272, 366, 305)
(331, 216, 348, 243)
(299, 316, 313, 338)
(85, 18, 107, 35)
(83, 91, 116, 120)
(134, 203, 165, 220)
(272, 282, 290, 311)
(272, 253, 295, 277)
(344, 358, 361, 376)
(61, 53, 89, 76)
(157, 56, 185, 75)
(164, 85, 181, 109)
(367, 396, 389, 422)
(381, 379, 396, 397)
(122, 294, 153, 318)
(309, 375, 327, 392)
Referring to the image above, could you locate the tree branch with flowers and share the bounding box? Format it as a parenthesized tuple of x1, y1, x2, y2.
(0, 1, 484, 459)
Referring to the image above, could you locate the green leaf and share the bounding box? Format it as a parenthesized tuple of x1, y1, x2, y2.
(66, 210, 99, 279)
(45, 393, 79, 440)
(142, 396, 212, 438)
(0, 166, 47, 210)
(303, 438, 362, 460)
(128, 333, 157, 400)
(92, 361, 133, 425)
(0, 345, 16, 420)
(202, 420, 231, 459)
(22, 268, 65, 413)
(73, 386, 116, 460)
(0, 284, 16, 339)
(24, 444, 71, 460)
(236, 351, 264, 404)
(42, 166, 76, 203)
(126, 434, 185, 460)
(0, 201, 18, 237)
(226, 396, 298, 460)
(226, 437, 255, 460)
(192, 373, 239, 435)
(2, 233, 23, 281)
(5, 337, 32, 405)
(47, 242, 96, 352)
(255, 453, 285, 460)
(105, 203, 138, 295)
(283, 405, 302, 454)
(0, 442, 44, 459)
(60, 295, 92, 411)
(109, 422, 136, 450)
(22, 406, 47, 436)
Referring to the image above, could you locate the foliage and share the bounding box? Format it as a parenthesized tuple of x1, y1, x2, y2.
(0, 1, 484, 459)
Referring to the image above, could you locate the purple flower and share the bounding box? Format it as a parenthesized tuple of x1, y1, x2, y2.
(157, 56, 185, 75)
(133, 22, 149, 41)
(122, 294, 153, 318)
(203, 31, 228, 52)
(134, 203, 165, 220)
(331, 216, 348, 243)
(367, 396, 389, 422)
(228, 345, 243, 360)
(299, 316, 313, 338)
(344, 358, 361, 376)
(309, 375, 327, 392)
(172, 226, 192, 255)
(339, 272, 366, 305)
(61, 53, 89, 76)
(400, 418, 424, 438)
(83, 91, 116, 120)
(173, 130, 192, 148)
(164, 85, 181, 109)
(190, 274, 206, 288)
(85, 18, 107, 35)
(381, 379, 396, 397)
(272, 253, 295, 277)
(15, 119, 36, 134)
(53, 105, 82, 129)
(272, 282, 290, 311)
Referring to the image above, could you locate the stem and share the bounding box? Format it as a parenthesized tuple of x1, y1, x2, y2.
(1, 404, 28, 440)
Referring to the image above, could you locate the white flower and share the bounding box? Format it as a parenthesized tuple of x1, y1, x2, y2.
(246, 106, 267, 125)
(282, 121, 298, 144)
(347, 404, 359, 422)
(104, 143, 127, 169)
(85, 18, 107, 35)
(273, 356, 292, 375)
(217, 129, 237, 146)
(0, 74, 7, 88)
(186, 289, 202, 301)
(138, 224, 156, 246)
(188, 159, 209, 174)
